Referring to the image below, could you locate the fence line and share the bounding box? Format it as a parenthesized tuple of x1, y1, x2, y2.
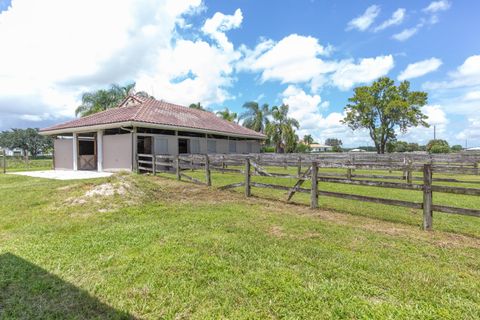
(137, 153, 480, 231)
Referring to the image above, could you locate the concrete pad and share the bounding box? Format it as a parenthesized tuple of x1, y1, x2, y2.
(9, 170, 113, 180)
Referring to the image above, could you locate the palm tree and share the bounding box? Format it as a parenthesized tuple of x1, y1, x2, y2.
(216, 108, 237, 122)
(303, 134, 314, 145)
(189, 102, 205, 110)
(265, 104, 300, 153)
(75, 82, 136, 117)
(239, 102, 270, 132)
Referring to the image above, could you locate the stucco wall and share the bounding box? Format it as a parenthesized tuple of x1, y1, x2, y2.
(54, 139, 73, 170)
(103, 133, 132, 171)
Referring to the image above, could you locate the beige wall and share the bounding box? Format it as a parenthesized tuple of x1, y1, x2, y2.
(54, 138, 73, 170)
(103, 133, 132, 171)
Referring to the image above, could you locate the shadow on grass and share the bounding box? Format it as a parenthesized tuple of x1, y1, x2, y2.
(0, 253, 133, 319)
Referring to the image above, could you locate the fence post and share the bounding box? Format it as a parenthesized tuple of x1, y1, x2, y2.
(222, 155, 225, 173)
(422, 164, 433, 231)
(2, 149, 5, 174)
(205, 154, 211, 186)
(406, 159, 412, 184)
(135, 155, 139, 174)
(310, 161, 318, 209)
(152, 155, 156, 176)
(245, 158, 251, 197)
(347, 167, 352, 180)
(283, 157, 287, 170)
(474, 162, 479, 175)
(176, 155, 181, 181)
(297, 156, 302, 177)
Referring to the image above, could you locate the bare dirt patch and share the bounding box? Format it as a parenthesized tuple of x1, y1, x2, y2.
(61, 174, 145, 213)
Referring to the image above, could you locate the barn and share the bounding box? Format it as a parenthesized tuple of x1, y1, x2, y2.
(40, 95, 266, 172)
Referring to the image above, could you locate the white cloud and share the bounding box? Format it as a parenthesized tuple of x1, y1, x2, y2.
(0, 0, 254, 129)
(424, 55, 480, 89)
(136, 37, 240, 106)
(238, 34, 333, 84)
(346, 5, 381, 31)
(464, 91, 480, 101)
(240, 35, 393, 91)
(202, 8, 243, 51)
(331, 55, 394, 90)
(392, 27, 419, 41)
(281, 85, 371, 146)
(423, 0, 451, 14)
(398, 57, 442, 81)
(374, 8, 406, 32)
(456, 117, 480, 142)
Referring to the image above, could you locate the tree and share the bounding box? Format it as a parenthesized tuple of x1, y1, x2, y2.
(325, 138, 343, 152)
(239, 102, 270, 133)
(427, 139, 450, 154)
(0, 128, 52, 157)
(342, 77, 429, 154)
(303, 134, 314, 145)
(216, 108, 237, 122)
(451, 144, 463, 152)
(265, 104, 300, 153)
(75, 82, 136, 117)
(189, 102, 205, 110)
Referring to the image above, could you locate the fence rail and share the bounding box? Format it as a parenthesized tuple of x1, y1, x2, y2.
(137, 153, 480, 231)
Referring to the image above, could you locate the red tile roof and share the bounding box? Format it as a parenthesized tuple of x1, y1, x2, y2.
(41, 96, 266, 139)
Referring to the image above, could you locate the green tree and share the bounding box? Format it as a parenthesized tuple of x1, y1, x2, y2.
(427, 139, 450, 154)
(303, 134, 314, 145)
(216, 108, 237, 122)
(0, 128, 52, 157)
(265, 104, 300, 153)
(75, 82, 136, 117)
(325, 138, 343, 152)
(342, 77, 429, 154)
(189, 102, 205, 110)
(239, 102, 270, 133)
(451, 144, 463, 152)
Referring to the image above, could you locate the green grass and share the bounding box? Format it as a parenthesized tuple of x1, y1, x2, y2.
(1, 172, 480, 319)
(178, 165, 480, 237)
(2, 157, 53, 172)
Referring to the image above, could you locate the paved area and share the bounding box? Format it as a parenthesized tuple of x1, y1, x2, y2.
(9, 170, 113, 180)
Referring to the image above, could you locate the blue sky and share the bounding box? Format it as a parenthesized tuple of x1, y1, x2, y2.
(0, 0, 479, 147)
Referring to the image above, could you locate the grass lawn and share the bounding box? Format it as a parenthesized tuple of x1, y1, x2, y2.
(2, 157, 53, 172)
(1, 172, 480, 319)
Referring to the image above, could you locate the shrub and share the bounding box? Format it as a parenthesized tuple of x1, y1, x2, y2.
(427, 139, 450, 154)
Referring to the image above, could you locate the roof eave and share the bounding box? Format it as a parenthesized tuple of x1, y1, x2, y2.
(40, 120, 266, 140)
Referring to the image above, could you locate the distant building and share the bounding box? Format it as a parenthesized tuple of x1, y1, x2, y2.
(349, 148, 367, 152)
(466, 147, 480, 152)
(309, 144, 333, 153)
(0, 148, 26, 157)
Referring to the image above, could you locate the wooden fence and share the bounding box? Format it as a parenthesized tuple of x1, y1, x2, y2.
(137, 153, 480, 231)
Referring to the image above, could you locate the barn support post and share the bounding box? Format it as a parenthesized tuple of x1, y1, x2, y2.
(245, 158, 251, 197)
(422, 164, 433, 231)
(175, 155, 181, 181)
(97, 130, 104, 172)
(205, 154, 211, 186)
(72, 132, 78, 171)
(310, 161, 318, 209)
